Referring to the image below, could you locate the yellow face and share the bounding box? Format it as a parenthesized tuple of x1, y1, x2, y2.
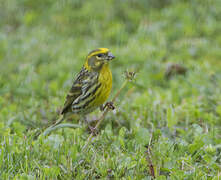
(84, 48, 115, 71)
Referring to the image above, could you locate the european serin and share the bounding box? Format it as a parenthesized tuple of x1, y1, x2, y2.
(54, 48, 115, 126)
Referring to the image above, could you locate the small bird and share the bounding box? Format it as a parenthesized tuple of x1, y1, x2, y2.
(53, 48, 115, 127)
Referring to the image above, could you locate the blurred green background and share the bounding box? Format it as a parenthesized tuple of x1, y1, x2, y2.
(0, 0, 221, 179)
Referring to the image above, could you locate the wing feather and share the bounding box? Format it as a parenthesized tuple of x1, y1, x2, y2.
(61, 67, 93, 114)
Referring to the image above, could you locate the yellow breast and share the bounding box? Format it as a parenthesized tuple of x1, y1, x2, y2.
(93, 64, 112, 107)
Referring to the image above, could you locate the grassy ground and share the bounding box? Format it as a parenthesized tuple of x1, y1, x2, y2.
(0, 0, 221, 179)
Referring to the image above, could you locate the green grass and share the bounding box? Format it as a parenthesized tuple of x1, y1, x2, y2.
(0, 0, 221, 179)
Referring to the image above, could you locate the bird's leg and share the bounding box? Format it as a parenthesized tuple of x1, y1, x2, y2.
(101, 101, 115, 111)
(100, 104, 105, 111)
(88, 126, 98, 135)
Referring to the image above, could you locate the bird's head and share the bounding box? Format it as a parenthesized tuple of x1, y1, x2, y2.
(84, 48, 115, 71)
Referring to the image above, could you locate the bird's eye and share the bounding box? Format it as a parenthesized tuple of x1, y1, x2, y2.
(97, 54, 103, 58)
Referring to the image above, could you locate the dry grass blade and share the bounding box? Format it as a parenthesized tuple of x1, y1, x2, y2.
(82, 80, 128, 151)
(82, 70, 136, 152)
(145, 136, 155, 178)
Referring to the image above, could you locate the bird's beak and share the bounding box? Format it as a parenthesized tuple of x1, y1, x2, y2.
(107, 52, 115, 61)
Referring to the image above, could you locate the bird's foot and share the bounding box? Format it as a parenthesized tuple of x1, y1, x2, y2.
(105, 101, 115, 110)
(88, 126, 98, 135)
(100, 101, 115, 111)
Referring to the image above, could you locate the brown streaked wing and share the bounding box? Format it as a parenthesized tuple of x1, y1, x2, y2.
(61, 67, 90, 114)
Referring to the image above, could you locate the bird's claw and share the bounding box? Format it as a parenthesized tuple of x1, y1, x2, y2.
(106, 102, 115, 110)
(88, 126, 98, 135)
(100, 102, 115, 111)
